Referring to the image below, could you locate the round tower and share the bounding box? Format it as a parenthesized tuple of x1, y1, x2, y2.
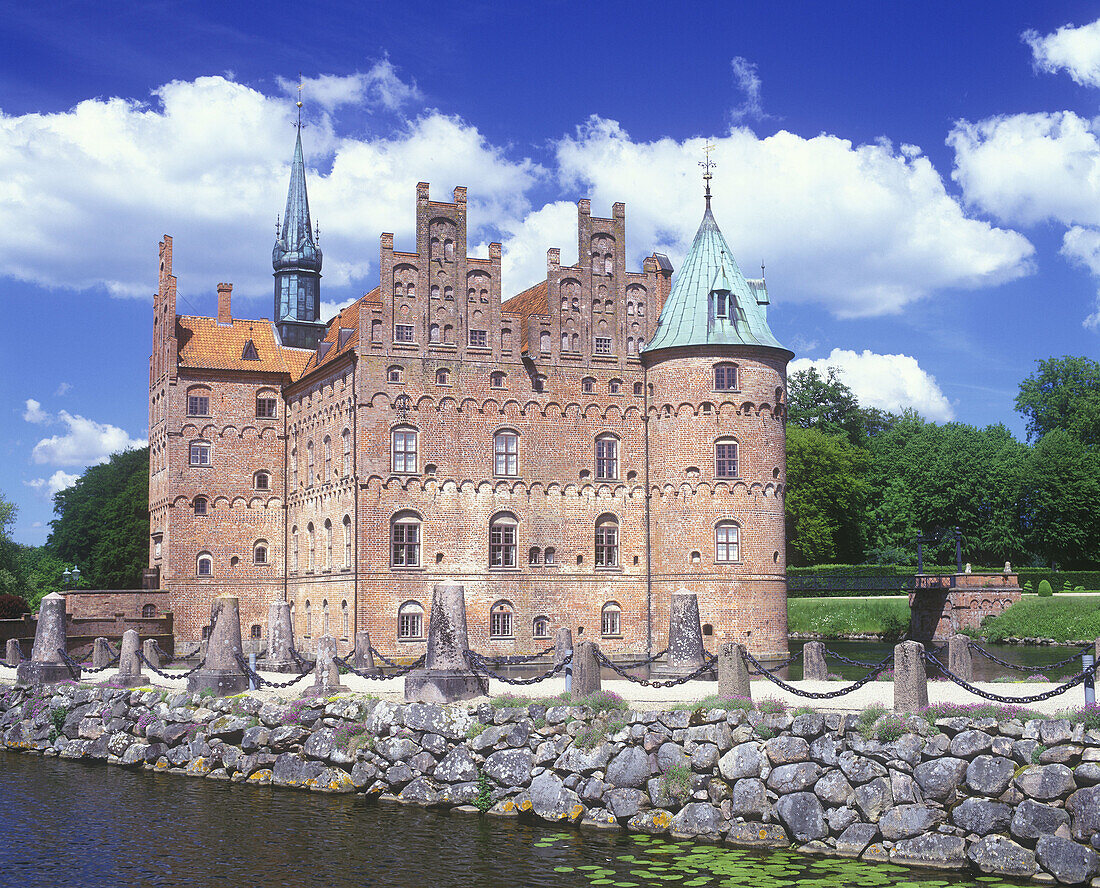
(640, 187, 793, 660)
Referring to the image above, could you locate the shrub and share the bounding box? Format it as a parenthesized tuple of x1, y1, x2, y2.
(1023, 581, 1033, 591)
(0, 594, 30, 619)
(1038, 580, 1053, 598)
(689, 694, 754, 712)
(857, 703, 888, 739)
(757, 697, 788, 714)
(661, 762, 693, 800)
(474, 771, 494, 813)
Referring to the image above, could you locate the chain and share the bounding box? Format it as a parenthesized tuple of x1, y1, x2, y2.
(593, 649, 719, 687)
(610, 648, 669, 669)
(744, 648, 895, 699)
(137, 650, 207, 679)
(66, 647, 121, 674)
(824, 649, 891, 669)
(334, 654, 425, 679)
(287, 646, 316, 672)
(57, 649, 81, 680)
(233, 653, 315, 689)
(750, 648, 805, 675)
(925, 649, 1097, 704)
(369, 646, 419, 669)
(475, 645, 557, 666)
(464, 650, 573, 685)
(967, 640, 1089, 673)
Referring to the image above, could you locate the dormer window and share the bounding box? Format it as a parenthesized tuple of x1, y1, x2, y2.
(714, 291, 729, 318)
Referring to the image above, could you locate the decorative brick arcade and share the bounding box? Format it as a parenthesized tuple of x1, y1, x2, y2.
(908, 573, 1023, 642)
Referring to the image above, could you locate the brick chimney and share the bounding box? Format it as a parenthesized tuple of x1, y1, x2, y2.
(217, 283, 232, 324)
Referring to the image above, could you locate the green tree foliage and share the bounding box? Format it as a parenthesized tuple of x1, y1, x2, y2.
(0, 493, 26, 600)
(19, 546, 71, 611)
(787, 366, 868, 444)
(47, 448, 149, 589)
(1015, 356, 1100, 446)
(785, 426, 870, 565)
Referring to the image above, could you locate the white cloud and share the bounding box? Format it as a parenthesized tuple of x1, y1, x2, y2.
(1060, 226, 1100, 327)
(730, 57, 766, 122)
(24, 470, 80, 497)
(551, 117, 1033, 317)
(31, 411, 145, 466)
(55, 382, 71, 396)
(276, 59, 422, 112)
(789, 348, 955, 421)
(1024, 19, 1100, 88)
(22, 398, 48, 423)
(320, 296, 357, 322)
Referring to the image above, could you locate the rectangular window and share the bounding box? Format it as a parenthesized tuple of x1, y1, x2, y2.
(490, 609, 513, 638)
(595, 438, 618, 479)
(189, 442, 211, 466)
(392, 430, 417, 473)
(469, 329, 488, 348)
(716, 525, 740, 562)
(494, 433, 518, 476)
(392, 522, 420, 567)
(716, 443, 739, 478)
(601, 608, 621, 636)
(399, 611, 423, 639)
(187, 395, 210, 416)
(256, 397, 277, 418)
(490, 523, 516, 568)
(395, 324, 414, 343)
(715, 365, 738, 391)
(595, 525, 618, 567)
(594, 337, 613, 355)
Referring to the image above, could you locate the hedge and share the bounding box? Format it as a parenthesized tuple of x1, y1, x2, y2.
(786, 565, 1100, 598)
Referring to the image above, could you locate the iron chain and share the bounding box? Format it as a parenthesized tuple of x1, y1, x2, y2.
(137, 649, 207, 679)
(743, 648, 895, 699)
(476, 645, 557, 666)
(750, 648, 805, 675)
(967, 640, 1090, 673)
(465, 650, 572, 685)
(334, 654, 424, 679)
(234, 654, 314, 689)
(593, 649, 719, 687)
(925, 649, 1096, 704)
(825, 649, 889, 669)
(367, 646, 414, 669)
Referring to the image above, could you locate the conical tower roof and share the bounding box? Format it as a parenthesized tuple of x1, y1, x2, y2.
(642, 200, 789, 356)
(272, 128, 322, 273)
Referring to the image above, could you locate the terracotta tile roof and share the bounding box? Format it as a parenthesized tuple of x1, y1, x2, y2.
(298, 286, 381, 377)
(176, 316, 307, 376)
(501, 280, 548, 352)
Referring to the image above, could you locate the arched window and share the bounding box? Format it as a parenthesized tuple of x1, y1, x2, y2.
(193, 496, 208, 516)
(561, 331, 569, 351)
(254, 471, 270, 491)
(540, 330, 551, 354)
(489, 513, 518, 568)
(398, 601, 424, 639)
(591, 252, 599, 275)
(582, 377, 595, 394)
(627, 302, 635, 316)
(256, 392, 278, 418)
(493, 430, 519, 477)
(529, 546, 541, 565)
(443, 286, 454, 301)
(306, 441, 315, 486)
(593, 298, 601, 313)
(608, 379, 621, 395)
(343, 515, 352, 568)
(430, 237, 440, 260)
(436, 368, 451, 386)
(392, 426, 418, 473)
(533, 375, 546, 393)
(444, 239, 454, 261)
(291, 447, 298, 488)
(633, 382, 644, 396)
(307, 522, 315, 571)
(387, 365, 404, 383)
(601, 602, 621, 636)
(490, 371, 505, 389)
(291, 526, 299, 572)
(716, 521, 740, 563)
(443, 325, 454, 344)
(533, 616, 550, 639)
(543, 546, 556, 565)
(429, 323, 440, 343)
(142, 603, 157, 618)
(715, 438, 739, 479)
(604, 254, 613, 274)
(407, 283, 415, 299)
(323, 436, 332, 481)
(251, 624, 262, 639)
(324, 519, 333, 570)
(371, 319, 382, 342)
(322, 599, 330, 636)
(189, 440, 211, 466)
(431, 285, 440, 300)
(196, 552, 213, 577)
(305, 600, 312, 637)
(714, 363, 739, 391)
(341, 600, 349, 639)
(571, 333, 579, 351)
(595, 514, 619, 568)
(561, 296, 568, 311)
(342, 429, 351, 476)
(490, 600, 514, 638)
(391, 511, 421, 567)
(254, 540, 268, 565)
(714, 291, 729, 318)
(595, 434, 619, 480)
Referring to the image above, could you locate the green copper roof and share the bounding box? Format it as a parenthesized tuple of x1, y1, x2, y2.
(643, 200, 789, 355)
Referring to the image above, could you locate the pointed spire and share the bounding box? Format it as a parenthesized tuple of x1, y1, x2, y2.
(272, 126, 322, 273)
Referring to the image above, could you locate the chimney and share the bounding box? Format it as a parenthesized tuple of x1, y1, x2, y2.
(217, 283, 232, 324)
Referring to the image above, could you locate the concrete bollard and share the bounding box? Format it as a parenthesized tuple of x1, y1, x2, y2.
(404, 584, 487, 703)
(353, 630, 378, 673)
(894, 640, 929, 713)
(143, 638, 161, 669)
(304, 635, 348, 696)
(717, 642, 751, 701)
(187, 595, 249, 696)
(266, 599, 298, 672)
(110, 629, 148, 688)
(92, 637, 112, 669)
(663, 592, 706, 675)
(947, 634, 972, 683)
(571, 641, 601, 698)
(6, 638, 22, 667)
(802, 641, 828, 682)
(16, 592, 77, 686)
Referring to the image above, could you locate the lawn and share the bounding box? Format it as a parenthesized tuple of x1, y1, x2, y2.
(971, 594, 1100, 643)
(787, 597, 910, 639)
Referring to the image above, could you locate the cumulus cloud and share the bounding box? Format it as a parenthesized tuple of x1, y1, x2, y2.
(55, 382, 71, 396)
(729, 57, 766, 122)
(24, 470, 80, 497)
(31, 411, 145, 466)
(789, 348, 955, 421)
(551, 117, 1033, 317)
(1060, 226, 1100, 327)
(23, 398, 48, 423)
(276, 59, 422, 112)
(1024, 19, 1100, 87)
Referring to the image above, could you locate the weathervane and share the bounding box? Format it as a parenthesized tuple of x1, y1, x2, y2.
(296, 71, 303, 128)
(699, 142, 717, 203)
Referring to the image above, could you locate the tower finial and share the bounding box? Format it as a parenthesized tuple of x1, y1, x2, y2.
(296, 71, 303, 128)
(699, 142, 717, 206)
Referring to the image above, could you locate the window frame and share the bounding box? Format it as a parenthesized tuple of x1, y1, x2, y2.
(196, 552, 213, 577)
(469, 329, 488, 349)
(398, 600, 425, 640)
(256, 395, 278, 419)
(595, 435, 619, 480)
(392, 426, 418, 474)
(714, 363, 739, 392)
(532, 616, 550, 639)
(254, 540, 268, 565)
(601, 602, 622, 637)
(189, 441, 211, 467)
(490, 371, 506, 389)
(254, 471, 271, 491)
(187, 394, 210, 417)
(594, 336, 613, 356)
(391, 512, 422, 568)
(595, 515, 620, 568)
(715, 438, 740, 479)
(394, 324, 415, 343)
(489, 600, 514, 639)
(715, 521, 741, 563)
(489, 513, 518, 569)
(493, 430, 519, 477)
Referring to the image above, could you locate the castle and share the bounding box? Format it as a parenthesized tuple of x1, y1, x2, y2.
(148, 128, 793, 660)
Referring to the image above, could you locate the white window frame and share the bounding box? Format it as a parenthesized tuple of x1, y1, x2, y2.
(189, 441, 211, 467)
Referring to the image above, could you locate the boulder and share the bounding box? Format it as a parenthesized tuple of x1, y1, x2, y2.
(606, 746, 650, 789)
(399, 776, 442, 805)
(483, 749, 532, 788)
(968, 835, 1038, 878)
(966, 754, 1016, 797)
(951, 797, 1013, 836)
(669, 802, 725, 841)
(853, 777, 892, 823)
(434, 745, 478, 784)
(719, 742, 763, 781)
(725, 821, 790, 849)
(313, 768, 355, 794)
(890, 833, 967, 870)
(1036, 835, 1100, 885)
(628, 810, 673, 835)
(913, 757, 968, 802)
(1066, 785, 1100, 842)
(826, 806, 859, 835)
(838, 751, 887, 784)
(1039, 719, 1074, 746)
(879, 804, 944, 841)
(774, 792, 827, 843)
(528, 771, 584, 822)
(604, 787, 648, 820)
(948, 729, 993, 758)
(836, 822, 879, 858)
(1015, 764, 1076, 801)
(1012, 798, 1072, 843)
(765, 735, 810, 765)
(767, 762, 822, 794)
(730, 777, 769, 818)
(814, 769, 853, 806)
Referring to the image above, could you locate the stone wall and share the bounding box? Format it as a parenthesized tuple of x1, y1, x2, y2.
(910, 574, 1023, 642)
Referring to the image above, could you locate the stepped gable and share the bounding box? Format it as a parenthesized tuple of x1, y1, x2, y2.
(500, 280, 548, 353)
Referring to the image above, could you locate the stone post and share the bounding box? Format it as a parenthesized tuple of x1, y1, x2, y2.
(6, 638, 22, 667)
(404, 584, 487, 703)
(947, 634, 972, 683)
(571, 641, 601, 698)
(304, 635, 348, 696)
(554, 627, 573, 665)
(92, 637, 112, 669)
(802, 641, 828, 682)
(717, 642, 751, 701)
(143, 639, 161, 669)
(16, 592, 77, 686)
(266, 599, 298, 672)
(110, 629, 148, 688)
(893, 640, 929, 713)
(352, 630, 378, 673)
(187, 595, 249, 696)
(664, 591, 706, 675)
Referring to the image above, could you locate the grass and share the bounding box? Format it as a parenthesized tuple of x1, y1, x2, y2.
(970, 595, 1100, 643)
(689, 695, 787, 714)
(489, 690, 628, 713)
(787, 597, 910, 639)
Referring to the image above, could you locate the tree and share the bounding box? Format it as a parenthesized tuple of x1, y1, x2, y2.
(1015, 356, 1100, 446)
(47, 447, 149, 589)
(0, 492, 26, 600)
(788, 366, 902, 446)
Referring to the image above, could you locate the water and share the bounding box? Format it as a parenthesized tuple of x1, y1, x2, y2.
(0, 751, 1007, 888)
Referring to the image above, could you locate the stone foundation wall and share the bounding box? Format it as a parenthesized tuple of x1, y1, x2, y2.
(2, 686, 1098, 884)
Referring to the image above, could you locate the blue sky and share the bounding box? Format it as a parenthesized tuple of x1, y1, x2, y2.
(4, 0, 1100, 545)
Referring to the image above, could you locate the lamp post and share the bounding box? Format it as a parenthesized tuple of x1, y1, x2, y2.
(61, 564, 80, 593)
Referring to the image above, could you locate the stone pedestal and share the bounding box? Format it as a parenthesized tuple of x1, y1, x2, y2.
(802, 641, 828, 681)
(571, 641, 601, 698)
(187, 596, 249, 696)
(265, 599, 299, 672)
(92, 637, 112, 669)
(353, 631, 378, 674)
(5, 638, 22, 667)
(652, 591, 710, 679)
(17, 593, 77, 686)
(717, 642, 751, 701)
(303, 635, 349, 696)
(554, 627, 573, 666)
(894, 640, 929, 713)
(947, 634, 972, 683)
(110, 629, 149, 688)
(142, 639, 160, 669)
(405, 584, 487, 703)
